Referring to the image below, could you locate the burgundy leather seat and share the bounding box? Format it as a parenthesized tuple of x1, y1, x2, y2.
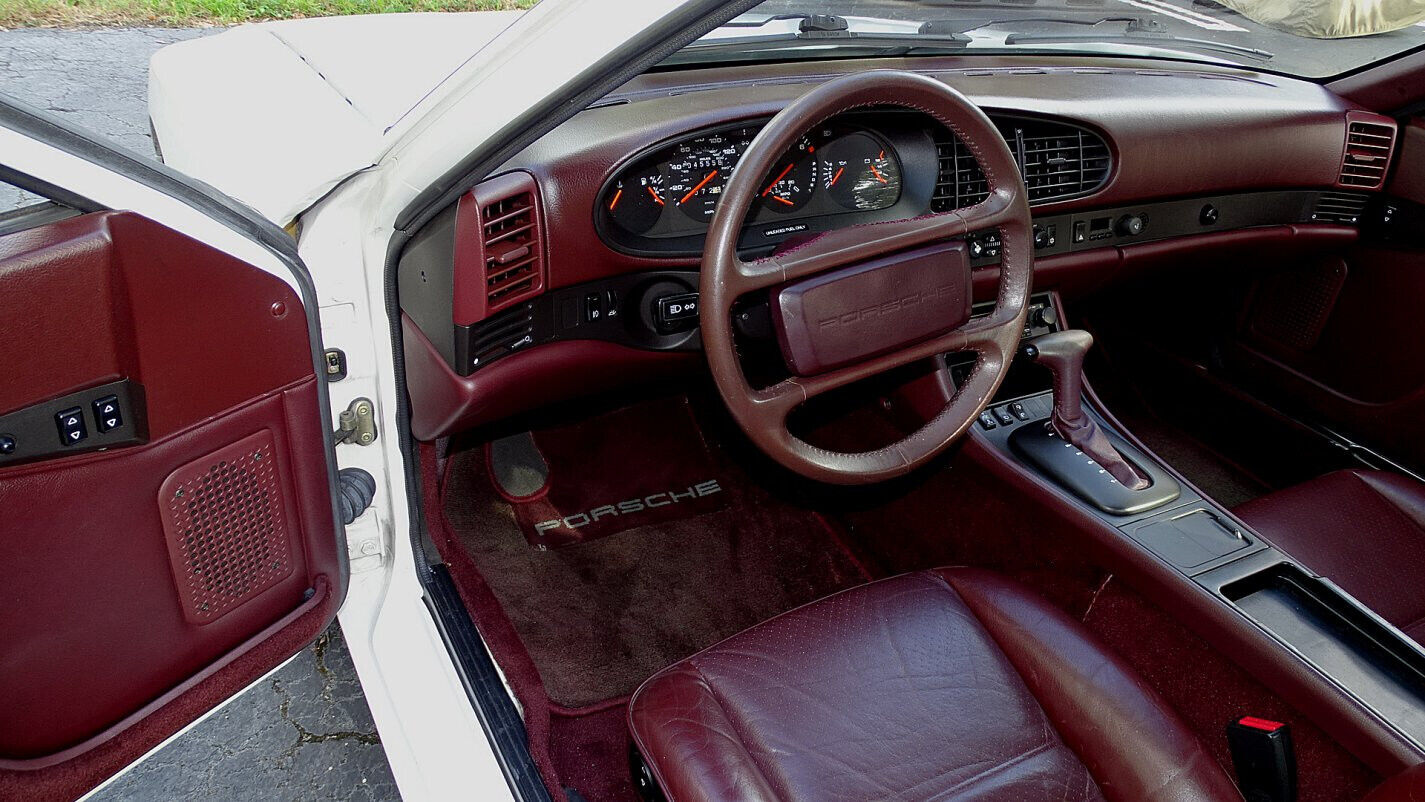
(1236, 469, 1425, 644)
(628, 567, 1241, 801)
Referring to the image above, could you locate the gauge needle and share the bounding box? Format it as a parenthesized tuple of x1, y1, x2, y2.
(772, 195, 795, 206)
(762, 164, 795, 197)
(679, 170, 719, 205)
(608, 189, 622, 210)
(828, 166, 845, 187)
(870, 164, 888, 184)
(647, 186, 664, 205)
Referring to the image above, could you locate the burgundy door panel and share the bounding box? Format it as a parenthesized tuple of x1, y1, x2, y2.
(0, 212, 342, 793)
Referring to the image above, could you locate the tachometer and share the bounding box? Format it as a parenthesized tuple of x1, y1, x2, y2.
(820, 132, 902, 211)
(605, 169, 665, 235)
(760, 137, 816, 213)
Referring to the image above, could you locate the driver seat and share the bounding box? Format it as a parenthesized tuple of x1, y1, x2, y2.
(628, 568, 1242, 801)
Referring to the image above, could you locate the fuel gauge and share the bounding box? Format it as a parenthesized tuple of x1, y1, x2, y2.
(821, 132, 901, 211)
(605, 169, 665, 235)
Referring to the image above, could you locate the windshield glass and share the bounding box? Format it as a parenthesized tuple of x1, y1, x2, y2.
(665, 0, 1425, 80)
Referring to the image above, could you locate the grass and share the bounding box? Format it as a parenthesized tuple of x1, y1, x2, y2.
(0, 0, 538, 27)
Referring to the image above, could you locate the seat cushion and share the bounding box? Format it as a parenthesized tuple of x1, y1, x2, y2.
(1235, 469, 1425, 644)
(628, 568, 1240, 802)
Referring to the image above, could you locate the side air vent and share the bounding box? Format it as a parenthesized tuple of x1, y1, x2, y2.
(1338, 113, 1396, 190)
(1311, 191, 1370, 224)
(933, 118, 1111, 212)
(461, 301, 537, 373)
(453, 171, 546, 327)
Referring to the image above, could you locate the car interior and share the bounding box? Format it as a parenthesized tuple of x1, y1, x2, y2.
(392, 10, 1425, 802)
(4, 1, 1425, 801)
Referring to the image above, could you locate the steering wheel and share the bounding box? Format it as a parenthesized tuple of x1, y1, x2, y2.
(700, 70, 1033, 484)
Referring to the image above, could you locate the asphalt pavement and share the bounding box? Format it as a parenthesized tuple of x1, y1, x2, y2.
(0, 26, 400, 801)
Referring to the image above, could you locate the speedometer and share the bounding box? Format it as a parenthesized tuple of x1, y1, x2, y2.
(665, 128, 752, 222)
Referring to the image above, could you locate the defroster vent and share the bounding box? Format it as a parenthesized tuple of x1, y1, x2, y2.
(933, 118, 1111, 212)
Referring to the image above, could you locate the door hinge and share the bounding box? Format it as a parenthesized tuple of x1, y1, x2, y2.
(333, 397, 378, 446)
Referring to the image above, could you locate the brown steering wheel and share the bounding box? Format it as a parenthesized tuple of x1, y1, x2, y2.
(700, 70, 1033, 484)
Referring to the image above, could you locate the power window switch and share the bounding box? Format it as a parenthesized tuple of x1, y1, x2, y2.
(93, 395, 123, 432)
(56, 407, 87, 446)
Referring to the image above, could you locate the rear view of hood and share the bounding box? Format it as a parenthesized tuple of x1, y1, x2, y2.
(149, 11, 523, 224)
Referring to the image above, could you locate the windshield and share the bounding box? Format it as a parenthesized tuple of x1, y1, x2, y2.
(665, 0, 1425, 80)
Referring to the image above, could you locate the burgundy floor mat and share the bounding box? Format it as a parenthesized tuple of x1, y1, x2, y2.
(441, 397, 869, 709)
(493, 397, 729, 549)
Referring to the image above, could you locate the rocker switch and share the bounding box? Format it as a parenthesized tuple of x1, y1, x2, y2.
(56, 407, 87, 446)
(93, 395, 123, 432)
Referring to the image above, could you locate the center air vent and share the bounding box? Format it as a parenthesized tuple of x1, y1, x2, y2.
(933, 118, 1110, 212)
(452, 171, 547, 326)
(1338, 114, 1397, 190)
(1311, 191, 1370, 224)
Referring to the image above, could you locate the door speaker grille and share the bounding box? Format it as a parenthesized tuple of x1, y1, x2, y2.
(158, 430, 295, 624)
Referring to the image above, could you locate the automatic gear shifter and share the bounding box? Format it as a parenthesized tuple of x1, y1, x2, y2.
(1022, 330, 1151, 491)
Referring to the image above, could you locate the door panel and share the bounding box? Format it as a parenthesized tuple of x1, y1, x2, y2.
(0, 211, 343, 794)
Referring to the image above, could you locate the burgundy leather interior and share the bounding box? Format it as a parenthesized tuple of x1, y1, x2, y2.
(0, 212, 341, 798)
(1235, 470, 1425, 645)
(1364, 763, 1425, 802)
(629, 567, 1241, 802)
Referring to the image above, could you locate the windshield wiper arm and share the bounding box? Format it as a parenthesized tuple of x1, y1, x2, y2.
(1001, 32, 1274, 61)
(923, 15, 1165, 36)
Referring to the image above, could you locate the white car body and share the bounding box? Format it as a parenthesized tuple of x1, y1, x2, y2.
(124, 2, 705, 799)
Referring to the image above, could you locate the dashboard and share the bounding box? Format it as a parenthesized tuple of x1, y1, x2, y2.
(397, 54, 1394, 439)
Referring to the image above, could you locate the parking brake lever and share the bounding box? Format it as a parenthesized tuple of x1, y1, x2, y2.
(1022, 329, 1151, 491)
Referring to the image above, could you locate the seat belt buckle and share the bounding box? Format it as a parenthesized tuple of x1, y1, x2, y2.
(1227, 716, 1297, 802)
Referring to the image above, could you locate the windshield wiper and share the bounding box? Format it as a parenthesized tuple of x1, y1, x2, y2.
(684, 14, 975, 54)
(1001, 32, 1274, 61)
(922, 14, 1166, 36)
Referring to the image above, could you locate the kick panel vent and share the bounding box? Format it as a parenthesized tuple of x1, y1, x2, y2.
(933, 118, 1111, 212)
(1311, 191, 1370, 224)
(453, 171, 547, 326)
(158, 431, 296, 625)
(1338, 113, 1396, 190)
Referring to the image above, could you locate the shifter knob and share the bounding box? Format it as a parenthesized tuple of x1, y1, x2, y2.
(1024, 329, 1150, 491)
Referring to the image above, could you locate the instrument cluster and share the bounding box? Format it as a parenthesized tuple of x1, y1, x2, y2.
(596, 117, 936, 256)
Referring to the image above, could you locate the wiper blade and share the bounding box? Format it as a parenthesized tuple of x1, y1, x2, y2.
(1001, 32, 1274, 61)
(923, 14, 1166, 36)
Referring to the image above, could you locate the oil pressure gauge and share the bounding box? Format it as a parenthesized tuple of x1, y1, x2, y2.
(760, 136, 817, 213)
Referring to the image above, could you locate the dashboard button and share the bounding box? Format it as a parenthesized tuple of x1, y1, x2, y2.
(655, 293, 700, 332)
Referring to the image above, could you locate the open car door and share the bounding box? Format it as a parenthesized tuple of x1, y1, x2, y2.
(0, 99, 347, 800)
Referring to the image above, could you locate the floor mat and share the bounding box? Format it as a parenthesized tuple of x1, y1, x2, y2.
(491, 397, 730, 549)
(440, 397, 869, 708)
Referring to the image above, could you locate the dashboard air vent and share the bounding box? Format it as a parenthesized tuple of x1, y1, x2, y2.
(1338, 114, 1396, 190)
(453, 171, 546, 326)
(465, 302, 536, 373)
(933, 119, 1110, 212)
(1310, 191, 1370, 225)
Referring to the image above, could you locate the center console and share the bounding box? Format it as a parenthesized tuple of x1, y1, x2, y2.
(970, 293, 1425, 770)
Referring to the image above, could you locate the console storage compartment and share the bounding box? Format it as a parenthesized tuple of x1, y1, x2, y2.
(1223, 564, 1425, 741)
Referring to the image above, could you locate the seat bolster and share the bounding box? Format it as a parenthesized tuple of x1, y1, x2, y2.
(629, 663, 781, 802)
(936, 567, 1242, 802)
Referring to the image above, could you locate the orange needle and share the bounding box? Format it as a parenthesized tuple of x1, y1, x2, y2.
(608, 188, 622, 210)
(679, 170, 719, 206)
(870, 164, 888, 184)
(829, 166, 845, 187)
(647, 186, 664, 205)
(773, 195, 795, 206)
(762, 163, 795, 197)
